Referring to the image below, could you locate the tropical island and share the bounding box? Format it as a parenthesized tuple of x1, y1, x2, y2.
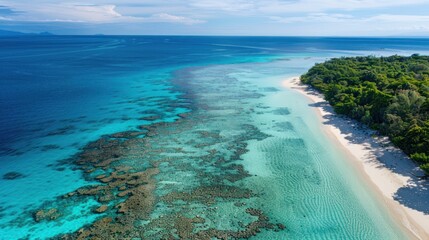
(301, 54, 429, 174)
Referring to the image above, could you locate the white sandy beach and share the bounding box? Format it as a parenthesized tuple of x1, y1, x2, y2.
(283, 77, 429, 240)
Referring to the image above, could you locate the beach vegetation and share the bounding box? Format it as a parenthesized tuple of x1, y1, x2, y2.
(301, 55, 429, 174)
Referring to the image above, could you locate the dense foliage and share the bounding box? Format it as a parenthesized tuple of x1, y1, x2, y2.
(301, 54, 429, 174)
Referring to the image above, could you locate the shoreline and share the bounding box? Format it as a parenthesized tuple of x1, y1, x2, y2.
(282, 76, 429, 240)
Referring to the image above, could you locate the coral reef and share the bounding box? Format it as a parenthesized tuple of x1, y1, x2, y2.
(49, 66, 286, 239)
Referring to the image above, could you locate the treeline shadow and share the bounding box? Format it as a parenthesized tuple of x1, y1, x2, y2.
(304, 86, 429, 214)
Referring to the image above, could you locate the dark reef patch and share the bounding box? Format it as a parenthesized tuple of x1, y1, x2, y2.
(275, 122, 295, 132)
(272, 107, 291, 115)
(0, 147, 24, 156)
(162, 185, 254, 204)
(40, 144, 61, 152)
(3, 171, 26, 180)
(46, 125, 76, 136)
(139, 115, 163, 121)
(260, 87, 280, 92)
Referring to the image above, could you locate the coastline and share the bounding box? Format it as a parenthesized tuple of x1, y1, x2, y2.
(282, 76, 429, 240)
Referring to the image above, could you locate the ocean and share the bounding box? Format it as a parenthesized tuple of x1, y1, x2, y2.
(1, 36, 429, 239)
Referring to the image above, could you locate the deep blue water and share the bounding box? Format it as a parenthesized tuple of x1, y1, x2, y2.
(1, 36, 429, 239)
(3, 36, 429, 151)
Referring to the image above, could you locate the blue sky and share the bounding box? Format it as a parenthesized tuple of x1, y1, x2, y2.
(0, 0, 429, 36)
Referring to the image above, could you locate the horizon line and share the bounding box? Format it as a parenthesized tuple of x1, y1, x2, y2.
(5, 33, 429, 39)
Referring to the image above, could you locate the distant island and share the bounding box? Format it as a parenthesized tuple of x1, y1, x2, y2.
(0, 29, 53, 36)
(301, 54, 429, 174)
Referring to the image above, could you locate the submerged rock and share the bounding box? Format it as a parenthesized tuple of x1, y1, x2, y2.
(93, 205, 108, 213)
(33, 208, 61, 222)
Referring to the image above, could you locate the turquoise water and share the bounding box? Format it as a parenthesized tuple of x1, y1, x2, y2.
(1, 37, 429, 239)
(171, 58, 405, 239)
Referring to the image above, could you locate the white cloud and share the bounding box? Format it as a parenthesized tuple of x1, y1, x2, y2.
(260, 0, 428, 13)
(149, 13, 205, 24)
(190, 0, 256, 12)
(1, 1, 428, 24)
(367, 14, 429, 22)
(187, 0, 428, 14)
(0, 2, 204, 24)
(0, 4, 123, 22)
(270, 13, 429, 25)
(270, 13, 353, 23)
(266, 12, 429, 36)
(0, 0, 428, 35)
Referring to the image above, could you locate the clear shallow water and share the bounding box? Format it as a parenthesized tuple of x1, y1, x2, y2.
(1, 36, 429, 239)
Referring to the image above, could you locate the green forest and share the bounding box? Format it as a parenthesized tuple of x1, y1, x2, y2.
(301, 54, 429, 174)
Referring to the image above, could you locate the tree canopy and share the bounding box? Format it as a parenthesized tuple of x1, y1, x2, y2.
(301, 54, 429, 174)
